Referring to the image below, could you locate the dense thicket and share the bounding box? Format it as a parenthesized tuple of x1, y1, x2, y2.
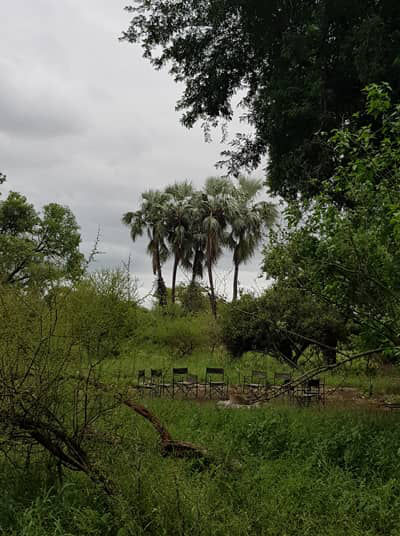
(264, 84, 400, 355)
(221, 285, 348, 366)
(123, 0, 400, 199)
(3, 407, 400, 535)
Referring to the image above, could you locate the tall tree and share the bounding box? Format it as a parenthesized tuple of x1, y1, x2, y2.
(0, 191, 84, 287)
(122, 1, 400, 200)
(164, 181, 194, 304)
(122, 190, 169, 306)
(199, 177, 234, 317)
(229, 177, 277, 301)
(264, 84, 400, 353)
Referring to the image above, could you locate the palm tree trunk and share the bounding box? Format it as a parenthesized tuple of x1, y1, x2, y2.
(207, 257, 217, 318)
(191, 248, 201, 284)
(191, 253, 197, 284)
(171, 254, 179, 304)
(155, 243, 167, 306)
(232, 260, 240, 301)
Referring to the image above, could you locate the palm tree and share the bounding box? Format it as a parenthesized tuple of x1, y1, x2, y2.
(164, 181, 194, 304)
(122, 189, 169, 306)
(186, 190, 206, 287)
(198, 177, 235, 317)
(228, 177, 277, 301)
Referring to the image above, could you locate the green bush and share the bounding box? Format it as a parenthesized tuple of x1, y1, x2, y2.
(221, 286, 348, 365)
(140, 312, 221, 357)
(176, 282, 209, 314)
(65, 269, 138, 359)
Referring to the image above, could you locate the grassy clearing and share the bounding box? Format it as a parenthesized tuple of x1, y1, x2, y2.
(2, 404, 400, 535)
(102, 344, 400, 398)
(3, 290, 400, 535)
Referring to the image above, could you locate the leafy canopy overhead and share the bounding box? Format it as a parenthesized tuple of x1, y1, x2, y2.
(123, 0, 400, 199)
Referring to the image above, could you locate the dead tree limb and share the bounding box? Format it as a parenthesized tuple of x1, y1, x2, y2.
(1, 413, 115, 495)
(121, 397, 207, 458)
(89, 379, 209, 460)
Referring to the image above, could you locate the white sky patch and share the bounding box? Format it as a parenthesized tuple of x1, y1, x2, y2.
(0, 0, 274, 303)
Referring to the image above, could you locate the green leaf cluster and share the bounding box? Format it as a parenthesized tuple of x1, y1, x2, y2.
(0, 190, 84, 288)
(264, 84, 400, 354)
(123, 1, 400, 199)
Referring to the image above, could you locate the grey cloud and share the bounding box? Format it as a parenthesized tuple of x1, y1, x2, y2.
(0, 60, 87, 139)
(0, 0, 272, 302)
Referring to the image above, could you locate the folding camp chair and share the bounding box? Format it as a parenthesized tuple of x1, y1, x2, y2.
(242, 370, 269, 395)
(149, 369, 172, 397)
(172, 368, 199, 398)
(294, 378, 325, 407)
(205, 367, 228, 399)
(136, 369, 153, 396)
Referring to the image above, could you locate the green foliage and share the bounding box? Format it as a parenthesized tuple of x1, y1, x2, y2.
(3, 273, 400, 535)
(122, 189, 170, 306)
(123, 1, 400, 199)
(0, 190, 84, 288)
(164, 181, 195, 304)
(0, 268, 139, 504)
(123, 176, 275, 315)
(176, 282, 209, 314)
(139, 311, 220, 357)
(196, 177, 236, 316)
(221, 286, 348, 365)
(228, 176, 277, 300)
(65, 269, 138, 359)
(264, 84, 400, 353)
(3, 405, 400, 535)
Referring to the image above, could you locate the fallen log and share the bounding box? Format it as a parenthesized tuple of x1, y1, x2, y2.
(121, 397, 208, 459)
(86, 378, 209, 461)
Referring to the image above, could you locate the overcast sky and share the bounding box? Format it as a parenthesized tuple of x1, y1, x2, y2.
(1, 0, 272, 302)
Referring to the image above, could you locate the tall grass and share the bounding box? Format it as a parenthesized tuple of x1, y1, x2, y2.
(2, 404, 400, 535)
(3, 285, 400, 535)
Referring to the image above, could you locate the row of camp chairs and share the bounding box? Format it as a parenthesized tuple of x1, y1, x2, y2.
(136, 367, 229, 399)
(137, 367, 325, 404)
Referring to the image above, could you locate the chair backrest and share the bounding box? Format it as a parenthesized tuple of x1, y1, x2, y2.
(206, 367, 224, 380)
(274, 372, 291, 385)
(173, 367, 188, 376)
(137, 369, 146, 381)
(173, 367, 188, 381)
(252, 370, 267, 381)
(307, 378, 320, 390)
(151, 369, 163, 379)
(186, 374, 198, 384)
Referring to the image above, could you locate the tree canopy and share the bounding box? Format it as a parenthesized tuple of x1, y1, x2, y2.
(123, 0, 400, 199)
(221, 285, 348, 366)
(0, 190, 84, 287)
(264, 84, 400, 354)
(122, 176, 276, 313)
(122, 189, 170, 305)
